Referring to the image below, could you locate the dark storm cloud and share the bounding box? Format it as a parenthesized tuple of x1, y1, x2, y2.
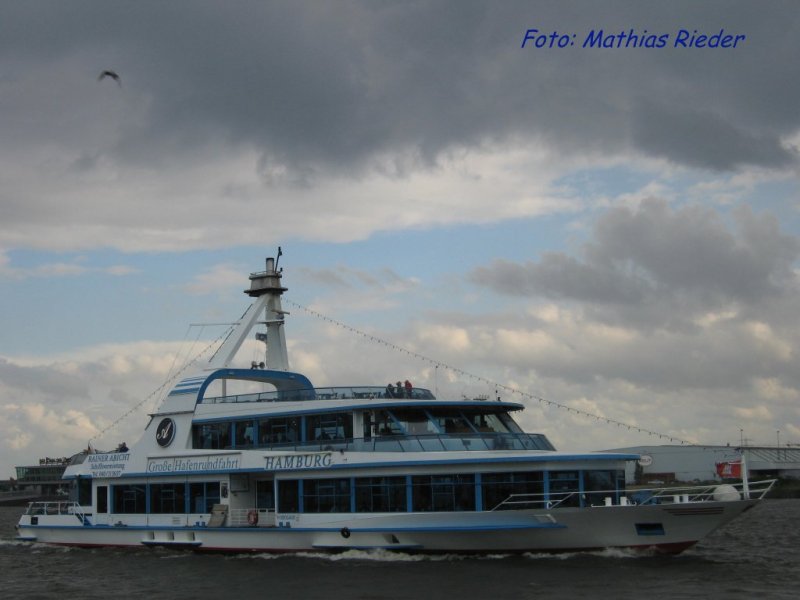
(632, 103, 795, 171)
(1, 0, 798, 179)
(470, 199, 800, 327)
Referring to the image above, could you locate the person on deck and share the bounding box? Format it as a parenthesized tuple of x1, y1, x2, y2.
(404, 380, 413, 398)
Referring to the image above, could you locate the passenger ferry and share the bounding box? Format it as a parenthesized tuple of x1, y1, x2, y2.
(16, 255, 774, 553)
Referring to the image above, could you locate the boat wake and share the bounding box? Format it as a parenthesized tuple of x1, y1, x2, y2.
(239, 549, 512, 562)
(522, 547, 661, 560)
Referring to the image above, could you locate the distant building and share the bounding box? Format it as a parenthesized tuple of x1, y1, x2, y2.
(14, 457, 72, 497)
(603, 445, 800, 484)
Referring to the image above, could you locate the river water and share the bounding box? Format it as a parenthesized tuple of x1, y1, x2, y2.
(1, 500, 797, 600)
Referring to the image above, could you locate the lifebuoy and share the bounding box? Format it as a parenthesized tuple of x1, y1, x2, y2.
(247, 510, 259, 526)
(340, 527, 351, 538)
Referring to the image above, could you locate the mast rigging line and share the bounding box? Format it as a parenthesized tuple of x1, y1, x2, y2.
(88, 323, 235, 445)
(286, 299, 694, 446)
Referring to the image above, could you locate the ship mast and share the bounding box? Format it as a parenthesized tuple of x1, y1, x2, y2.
(205, 251, 289, 371)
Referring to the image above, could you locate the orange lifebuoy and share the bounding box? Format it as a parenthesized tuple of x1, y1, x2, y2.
(247, 510, 258, 526)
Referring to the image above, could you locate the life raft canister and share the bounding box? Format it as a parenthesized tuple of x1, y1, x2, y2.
(247, 510, 259, 526)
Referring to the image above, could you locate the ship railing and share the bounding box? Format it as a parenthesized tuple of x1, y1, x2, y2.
(228, 507, 275, 527)
(201, 386, 436, 404)
(24, 500, 86, 517)
(489, 479, 777, 511)
(238, 432, 555, 453)
(629, 478, 777, 505)
(489, 491, 578, 511)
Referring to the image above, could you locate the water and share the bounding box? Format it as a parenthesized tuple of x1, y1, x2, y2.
(2, 501, 798, 599)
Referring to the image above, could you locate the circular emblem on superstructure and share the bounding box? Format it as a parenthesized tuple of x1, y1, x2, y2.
(156, 418, 176, 447)
(637, 454, 653, 467)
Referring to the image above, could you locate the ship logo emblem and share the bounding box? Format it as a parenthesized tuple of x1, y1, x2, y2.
(156, 418, 176, 447)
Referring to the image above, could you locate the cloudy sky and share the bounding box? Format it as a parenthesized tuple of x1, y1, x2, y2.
(1, 1, 799, 478)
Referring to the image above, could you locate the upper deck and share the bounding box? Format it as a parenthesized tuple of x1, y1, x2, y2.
(200, 385, 437, 405)
(149, 255, 559, 459)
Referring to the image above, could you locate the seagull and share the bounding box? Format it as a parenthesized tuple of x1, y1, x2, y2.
(98, 70, 122, 86)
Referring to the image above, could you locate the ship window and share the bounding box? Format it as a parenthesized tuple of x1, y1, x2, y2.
(150, 483, 187, 513)
(482, 472, 544, 511)
(96, 485, 108, 513)
(112, 484, 146, 514)
(259, 417, 299, 446)
(374, 410, 404, 436)
(355, 476, 407, 512)
(306, 412, 353, 442)
(234, 420, 256, 448)
(303, 478, 351, 513)
(389, 409, 438, 436)
(77, 477, 92, 506)
(497, 412, 524, 434)
(189, 482, 221, 513)
(277, 479, 299, 512)
(192, 422, 231, 449)
(635, 522, 665, 536)
(427, 409, 473, 434)
(256, 480, 275, 511)
(462, 410, 511, 434)
(411, 474, 475, 512)
(549, 471, 580, 507)
(583, 470, 623, 506)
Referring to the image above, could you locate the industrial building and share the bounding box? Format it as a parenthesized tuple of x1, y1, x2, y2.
(605, 444, 800, 484)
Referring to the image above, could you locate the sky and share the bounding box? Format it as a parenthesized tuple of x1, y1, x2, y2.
(1, 1, 799, 478)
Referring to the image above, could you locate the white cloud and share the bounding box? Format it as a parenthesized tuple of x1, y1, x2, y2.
(184, 263, 248, 296)
(0, 250, 136, 280)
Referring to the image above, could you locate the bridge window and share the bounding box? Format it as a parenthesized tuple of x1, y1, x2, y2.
(234, 420, 256, 448)
(193, 422, 231, 449)
(390, 409, 438, 436)
(462, 410, 512, 433)
(306, 412, 352, 442)
(374, 410, 404, 436)
(427, 409, 473, 434)
(259, 417, 299, 445)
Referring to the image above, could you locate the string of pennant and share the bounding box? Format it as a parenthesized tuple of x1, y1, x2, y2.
(287, 299, 694, 446)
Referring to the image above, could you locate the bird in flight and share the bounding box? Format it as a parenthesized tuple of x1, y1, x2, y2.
(98, 70, 122, 86)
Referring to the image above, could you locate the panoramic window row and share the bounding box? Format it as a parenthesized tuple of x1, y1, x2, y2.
(191, 407, 530, 450)
(100, 470, 624, 514)
(98, 481, 221, 515)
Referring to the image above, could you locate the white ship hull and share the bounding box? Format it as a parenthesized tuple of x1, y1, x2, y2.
(16, 497, 758, 554)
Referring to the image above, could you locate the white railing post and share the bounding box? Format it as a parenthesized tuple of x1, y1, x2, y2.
(741, 449, 750, 500)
